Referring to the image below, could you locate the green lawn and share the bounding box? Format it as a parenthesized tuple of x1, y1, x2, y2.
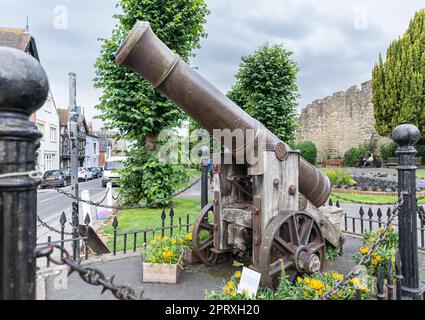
(101, 198, 201, 253)
(417, 171, 425, 179)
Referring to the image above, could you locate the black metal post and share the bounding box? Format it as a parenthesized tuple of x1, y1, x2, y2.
(393, 124, 422, 299)
(199, 146, 209, 210)
(0, 47, 49, 299)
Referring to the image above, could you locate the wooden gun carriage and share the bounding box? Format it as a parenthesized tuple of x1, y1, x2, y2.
(116, 21, 345, 288)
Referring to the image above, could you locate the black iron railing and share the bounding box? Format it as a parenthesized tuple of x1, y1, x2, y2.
(338, 202, 425, 250)
(36, 211, 92, 265)
(111, 209, 192, 255)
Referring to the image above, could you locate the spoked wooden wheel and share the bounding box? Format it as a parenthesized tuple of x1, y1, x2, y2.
(259, 210, 325, 289)
(192, 203, 218, 266)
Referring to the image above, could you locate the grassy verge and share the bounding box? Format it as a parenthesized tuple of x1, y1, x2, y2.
(417, 171, 425, 179)
(100, 198, 201, 253)
(330, 192, 425, 205)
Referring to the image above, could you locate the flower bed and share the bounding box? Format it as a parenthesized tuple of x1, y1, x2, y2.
(353, 226, 398, 278)
(205, 271, 370, 300)
(206, 226, 400, 300)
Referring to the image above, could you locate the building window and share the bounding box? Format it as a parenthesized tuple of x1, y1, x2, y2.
(93, 142, 98, 155)
(50, 126, 57, 142)
(37, 123, 45, 139)
(44, 98, 52, 113)
(44, 154, 53, 171)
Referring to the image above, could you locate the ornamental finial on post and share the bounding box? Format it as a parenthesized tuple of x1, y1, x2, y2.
(392, 123, 420, 150)
(0, 47, 49, 115)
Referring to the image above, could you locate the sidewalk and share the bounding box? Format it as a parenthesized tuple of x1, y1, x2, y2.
(39, 235, 425, 300)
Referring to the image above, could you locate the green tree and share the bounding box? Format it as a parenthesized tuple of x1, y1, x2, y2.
(94, 0, 209, 206)
(94, 0, 209, 142)
(373, 10, 425, 140)
(228, 43, 300, 142)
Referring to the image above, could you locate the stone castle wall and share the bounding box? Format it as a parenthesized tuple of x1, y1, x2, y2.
(297, 80, 391, 162)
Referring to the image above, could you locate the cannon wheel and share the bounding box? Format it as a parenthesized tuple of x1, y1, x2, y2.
(259, 210, 325, 289)
(192, 203, 218, 266)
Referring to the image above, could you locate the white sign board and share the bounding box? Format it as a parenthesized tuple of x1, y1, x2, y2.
(237, 267, 261, 298)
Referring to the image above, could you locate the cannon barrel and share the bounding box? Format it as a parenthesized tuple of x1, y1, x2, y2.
(115, 21, 330, 207)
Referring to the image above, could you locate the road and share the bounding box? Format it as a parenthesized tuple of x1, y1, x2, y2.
(37, 178, 107, 222)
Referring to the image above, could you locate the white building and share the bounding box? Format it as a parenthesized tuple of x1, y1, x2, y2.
(35, 95, 60, 172)
(84, 133, 100, 168)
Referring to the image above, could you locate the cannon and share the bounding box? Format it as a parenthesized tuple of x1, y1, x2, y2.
(116, 21, 345, 288)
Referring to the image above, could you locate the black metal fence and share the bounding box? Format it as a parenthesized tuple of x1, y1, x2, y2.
(36, 212, 92, 266)
(338, 202, 425, 250)
(111, 208, 192, 255)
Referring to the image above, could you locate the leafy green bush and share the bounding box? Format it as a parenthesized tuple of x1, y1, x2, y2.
(343, 146, 368, 167)
(325, 169, 356, 187)
(379, 142, 397, 161)
(117, 150, 189, 208)
(294, 141, 317, 165)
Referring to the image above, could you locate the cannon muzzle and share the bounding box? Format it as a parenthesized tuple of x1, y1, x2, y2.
(115, 21, 330, 207)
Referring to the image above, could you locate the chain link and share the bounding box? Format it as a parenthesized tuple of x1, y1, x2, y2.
(0, 170, 43, 181)
(37, 215, 74, 236)
(53, 177, 202, 210)
(36, 244, 142, 300)
(330, 192, 401, 206)
(417, 205, 425, 225)
(318, 195, 404, 300)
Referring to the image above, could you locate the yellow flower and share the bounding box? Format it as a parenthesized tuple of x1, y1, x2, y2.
(304, 277, 311, 284)
(331, 273, 344, 281)
(162, 236, 169, 241)
(303, 290, 309, 297)
(358, 283, 368, 293)
(178, 239, 185, 245)
(350, 278, 360, 286)
(185, 234, 192, 241)
(359, 247, 369, 254)
(317, 289, 323, 296)
(162, 250, 173, 260)
(227, 281, 234, 290)
(171, 239, 177, 245)
(369, 237, 375, 243)
(390, 226, 396, 231)
(378, 227, 384, 233)
(375, 255, 382, 262)
(234, 271, 242, 279)
(150, 240, 156, 245)
(156, 236, 161, 241)
(297, 277, 302, 284)
(310, 279, 324, 291)
(371, 259, 378, 266)
(231, 290, 237, 298)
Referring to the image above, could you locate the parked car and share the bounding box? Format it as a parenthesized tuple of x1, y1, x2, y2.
(78, 167, 93, 182)
(40, 170, 71, 188)
(89, 167, 103, 179)
(102, 156, 127, 187)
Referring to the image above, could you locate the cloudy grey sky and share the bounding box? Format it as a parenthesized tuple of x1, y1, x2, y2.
(1, 0, 424, 130)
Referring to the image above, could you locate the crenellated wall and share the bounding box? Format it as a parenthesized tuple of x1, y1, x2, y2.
(297, 80, 391, 162)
